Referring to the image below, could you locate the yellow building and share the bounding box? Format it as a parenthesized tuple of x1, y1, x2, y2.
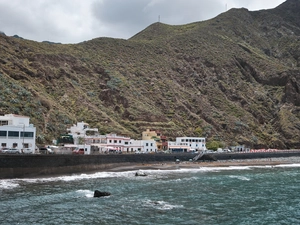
(142, 129, 167, 151)
(142, 129, 158, 140)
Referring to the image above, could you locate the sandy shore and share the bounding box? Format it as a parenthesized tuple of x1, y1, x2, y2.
(108, 157, 300, 172)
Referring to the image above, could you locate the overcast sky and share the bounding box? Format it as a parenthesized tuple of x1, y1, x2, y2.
(0, 0, 285, 44)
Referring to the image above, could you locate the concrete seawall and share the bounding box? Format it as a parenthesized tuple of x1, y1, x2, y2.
(1, 151, 300, 178)
(0, 153, 192, 178)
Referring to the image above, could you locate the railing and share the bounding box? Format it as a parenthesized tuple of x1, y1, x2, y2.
(193, 152, 205, 161)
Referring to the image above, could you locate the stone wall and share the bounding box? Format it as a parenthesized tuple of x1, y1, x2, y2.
(1, 151, 300, 178)
(0, 153, 192, 178)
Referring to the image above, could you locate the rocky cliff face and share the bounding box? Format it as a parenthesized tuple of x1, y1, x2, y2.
(0, 0, 299, 148)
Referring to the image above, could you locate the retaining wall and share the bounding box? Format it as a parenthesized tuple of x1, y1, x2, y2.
(0, 151, 299, 178)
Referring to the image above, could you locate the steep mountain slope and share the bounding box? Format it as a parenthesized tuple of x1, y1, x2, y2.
(0, 0, 299, 148)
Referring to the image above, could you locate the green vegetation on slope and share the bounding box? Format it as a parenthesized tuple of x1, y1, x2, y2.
(0, 0, 300, 148)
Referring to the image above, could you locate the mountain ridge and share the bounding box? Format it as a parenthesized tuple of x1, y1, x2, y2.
(0, 0, 299, 149)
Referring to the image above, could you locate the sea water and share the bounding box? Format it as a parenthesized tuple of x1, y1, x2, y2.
(1, 164, 300, 225)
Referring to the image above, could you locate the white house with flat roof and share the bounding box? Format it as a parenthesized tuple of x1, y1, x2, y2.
(176, 137, 206, 150)
(0, 114, 36, 152)
(168, 137, 206, 153)
(127, 139, 157, 153)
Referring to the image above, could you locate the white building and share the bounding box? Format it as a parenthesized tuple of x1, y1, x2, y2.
(67, 121, 101, 144)
(0, 114, 36, 152)
(64, 121, 105, 154)
(105, 133, 131, 152)
(90, 134, 157, 154)
(141, 139, 157, 153)
(168, 137, 206, 153)
(128, 139, 157, 153)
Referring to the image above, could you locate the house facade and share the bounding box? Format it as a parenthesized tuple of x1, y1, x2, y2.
(168, 137, 206, 153)
(0, 114, 36, 152)
(105, 133, 131, 152)
(176, 137, 206, 151)
(67, 121, 101, 145)
(142, 129, 168, 151)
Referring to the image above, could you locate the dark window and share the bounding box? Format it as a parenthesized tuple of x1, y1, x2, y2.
(0, 120, 8, 126)
(21, 132, 34, 138)
(8, 131, 19, 137)
(0, 131, 7, 137)
(114, 140, 117, 143)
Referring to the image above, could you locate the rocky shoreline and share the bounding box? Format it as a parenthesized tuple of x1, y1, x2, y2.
(107, 156, 300, 172)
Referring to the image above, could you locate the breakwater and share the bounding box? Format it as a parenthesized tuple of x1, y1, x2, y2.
(1, 151, 300, 178)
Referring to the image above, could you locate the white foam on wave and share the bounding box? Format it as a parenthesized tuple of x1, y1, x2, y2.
(2, 163, 299, 190)
(229, 175, 251, 181)
(274, 163, 300, 168)
(143, 199, 184, 210)
(0, 170, 137, 189)
(0, 180, 20, 190)
(50, 171, 133, 182)
(76, 189, 94, 198)
(249, 163, 300, 169)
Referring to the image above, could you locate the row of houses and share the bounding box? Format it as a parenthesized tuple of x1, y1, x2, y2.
(0, 114, 207, 154)
(57, 121, 207, 154)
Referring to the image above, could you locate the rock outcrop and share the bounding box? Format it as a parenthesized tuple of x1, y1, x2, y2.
(93, 190, 111, 198)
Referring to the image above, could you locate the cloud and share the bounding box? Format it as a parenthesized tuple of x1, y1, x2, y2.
(91, 0, 226, 39)
(0, 0, 96, 43)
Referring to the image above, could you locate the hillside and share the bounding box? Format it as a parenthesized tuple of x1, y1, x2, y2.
(0, 0, 299, 148)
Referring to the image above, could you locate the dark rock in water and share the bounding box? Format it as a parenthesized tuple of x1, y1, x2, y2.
(135, 171, 147, 176)
(94, 190, 111, 197)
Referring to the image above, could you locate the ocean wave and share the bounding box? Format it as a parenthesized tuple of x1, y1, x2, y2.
(1, 163, 299, 190)
(274, 163, 300, 168)
(0, 180, 20, 190)
(229, 175, 251, 181)
(76, 189, 94, 198)
(143, 199, 184, 210)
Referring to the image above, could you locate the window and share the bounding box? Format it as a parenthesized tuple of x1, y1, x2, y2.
(21, 132, 34, 138)
(1, 143, 6, 147)
(114, 140, 117, 143)
(8, 131, 19, 137)
(12, 143, 18, 148)
(125, 142, 128, 145)
(109, 140, 112, 143)
(0, 120, 8, 126)
(119, 140, 121, 143)
(151, 143, 153, 146)
(146, 143, 148, 146)
(0, 131, 7, 137)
